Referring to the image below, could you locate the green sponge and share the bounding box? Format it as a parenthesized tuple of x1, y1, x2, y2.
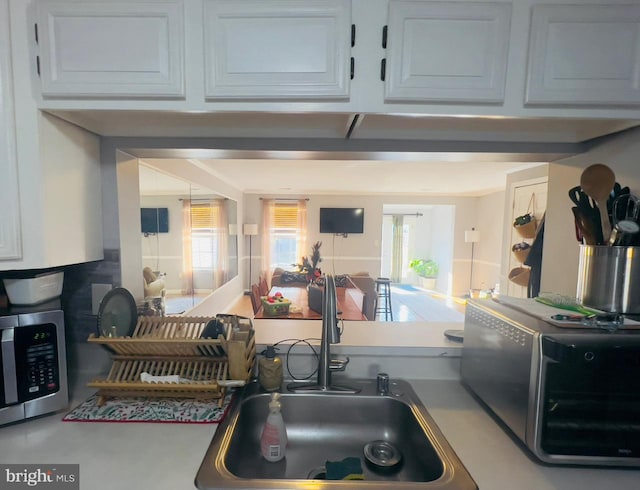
(325, 457, 364, 480)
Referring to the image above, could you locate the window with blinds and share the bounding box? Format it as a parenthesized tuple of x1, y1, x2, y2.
(191, 203, 219, 268)
(272, 203, 298, 230)
(191, 203, 219, 230)
(270, 202, 300, 269)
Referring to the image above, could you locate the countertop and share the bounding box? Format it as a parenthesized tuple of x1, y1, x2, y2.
(1, 373, 639, 490)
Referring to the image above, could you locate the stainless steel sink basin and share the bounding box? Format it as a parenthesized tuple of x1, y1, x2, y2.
(196, 378, 477, 489)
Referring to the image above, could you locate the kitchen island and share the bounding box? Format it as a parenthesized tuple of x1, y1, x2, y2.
(1, 368, 638, 490)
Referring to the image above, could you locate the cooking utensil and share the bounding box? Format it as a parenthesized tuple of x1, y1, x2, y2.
(613, 193, 640, 223)
(580, 164, 616, 242)
(97, 287, 138, 338)
(607, 182, 630, 219)
(572, 215, 583, 242)
(568, 186, 603, 245)
(572, 206, 597, 245)
(609, 194, 640, 245)
(608, 221, 640, 246)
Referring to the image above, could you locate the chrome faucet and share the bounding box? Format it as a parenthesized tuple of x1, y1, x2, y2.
(376, 373, 390, 396)
(289, 274, 359, 393)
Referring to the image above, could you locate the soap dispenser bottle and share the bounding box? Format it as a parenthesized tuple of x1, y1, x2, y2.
(258, 345, 283, 391)
(260, 392, 287, 462)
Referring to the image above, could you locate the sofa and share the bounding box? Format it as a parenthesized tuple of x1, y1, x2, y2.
(346, 272, 376, 320)
(270, 267, 308, 287)
(142, 267, 166, 316)
(143, 267, 166, 297)
(269, 268, 377, 320)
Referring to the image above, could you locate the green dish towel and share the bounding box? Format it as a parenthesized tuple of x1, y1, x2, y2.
(325, 457, 364, 480)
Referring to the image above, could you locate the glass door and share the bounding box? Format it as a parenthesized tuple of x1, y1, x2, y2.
(381, 213, 414, 283)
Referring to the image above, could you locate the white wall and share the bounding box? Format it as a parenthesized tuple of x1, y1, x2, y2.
(139, 195, 185, 291)
(244, 192, 503, 297)
(115, 150, 144, 300)
(474, 190, 506, 292)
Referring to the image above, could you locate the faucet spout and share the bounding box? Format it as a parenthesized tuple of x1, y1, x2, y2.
(318, 273, 339, 388)
(288, 274, 360, 394)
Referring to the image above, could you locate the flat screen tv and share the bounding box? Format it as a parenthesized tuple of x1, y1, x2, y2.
(320, 207, 364, 234)
(141, 207, 169, 234)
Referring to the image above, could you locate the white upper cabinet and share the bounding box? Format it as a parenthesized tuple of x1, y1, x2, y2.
(22, 0, 640, 119)
(35, 1, 185, 98)
(526, 4, 640, 106)
(384, 1, 512, 103)
(0, 0, 21, 260)
(203, 0, 352, 100)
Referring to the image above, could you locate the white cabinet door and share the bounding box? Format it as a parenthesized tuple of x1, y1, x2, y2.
(526, 4, 640, 106)
(36, 1, 185, 98)
(203, 0, 352, 100)
(384, 1, 512, 103)
(0, 0, 22, 260)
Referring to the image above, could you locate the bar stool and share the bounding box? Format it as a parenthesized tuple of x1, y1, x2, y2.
(374, 277, 393, 321)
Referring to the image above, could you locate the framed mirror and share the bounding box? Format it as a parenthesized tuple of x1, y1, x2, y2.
(139, 164, 238, 314)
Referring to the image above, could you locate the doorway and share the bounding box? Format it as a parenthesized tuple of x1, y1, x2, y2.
(380, 204, 455, 294)
(506, 179, 548, 298)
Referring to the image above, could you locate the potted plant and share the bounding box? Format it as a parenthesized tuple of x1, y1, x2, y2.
(409, 259, 439, 290)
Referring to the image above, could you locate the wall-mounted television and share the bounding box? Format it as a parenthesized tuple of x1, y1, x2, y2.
(141, 207, 169, 234)
(320, 207, 364, 235)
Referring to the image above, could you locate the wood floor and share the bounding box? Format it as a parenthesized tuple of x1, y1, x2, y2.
(384, 284, 465, 322)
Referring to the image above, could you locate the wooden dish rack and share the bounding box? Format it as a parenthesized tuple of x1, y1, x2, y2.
(87, 315, 255, 406)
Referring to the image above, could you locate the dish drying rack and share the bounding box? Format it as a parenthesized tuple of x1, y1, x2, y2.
(87, 315, 255, 406)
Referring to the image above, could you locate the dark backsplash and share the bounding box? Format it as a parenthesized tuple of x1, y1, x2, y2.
(61, 249, 121, 343)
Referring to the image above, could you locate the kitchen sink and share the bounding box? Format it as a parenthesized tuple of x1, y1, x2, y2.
(195, 378, 477, 489)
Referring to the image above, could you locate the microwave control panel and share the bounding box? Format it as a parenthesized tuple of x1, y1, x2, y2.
(15, 323, 59, 402)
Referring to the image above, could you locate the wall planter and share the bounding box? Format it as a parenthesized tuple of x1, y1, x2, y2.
(508, 266, 531, 287)
(512, 242, 531, 263)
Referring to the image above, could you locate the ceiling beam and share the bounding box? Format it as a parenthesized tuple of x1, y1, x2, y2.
(108, 136, 582, 164)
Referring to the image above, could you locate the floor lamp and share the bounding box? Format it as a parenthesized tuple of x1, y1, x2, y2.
(465, 228, 480, 291)
(243, 224, 258, 294)
(445, 228, 480, 343)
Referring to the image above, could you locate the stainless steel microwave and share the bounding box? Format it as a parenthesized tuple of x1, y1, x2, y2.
(1, 308, 68, 425)
(461, 299, 640, 467)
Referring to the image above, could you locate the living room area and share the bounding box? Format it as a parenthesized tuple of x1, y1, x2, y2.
(136, 167, 464, 321)
(130, 148, 546, 324)
(237, 195, 501, 323)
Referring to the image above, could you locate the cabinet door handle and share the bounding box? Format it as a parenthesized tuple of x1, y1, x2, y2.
(351, 24, 356, 47)
(382, 25, 388, 49)
(380, 58, 386, 81)
(350, 57, 355, 80)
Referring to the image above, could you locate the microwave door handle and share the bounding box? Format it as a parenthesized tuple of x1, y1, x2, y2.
(1, 328, 18, 404)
